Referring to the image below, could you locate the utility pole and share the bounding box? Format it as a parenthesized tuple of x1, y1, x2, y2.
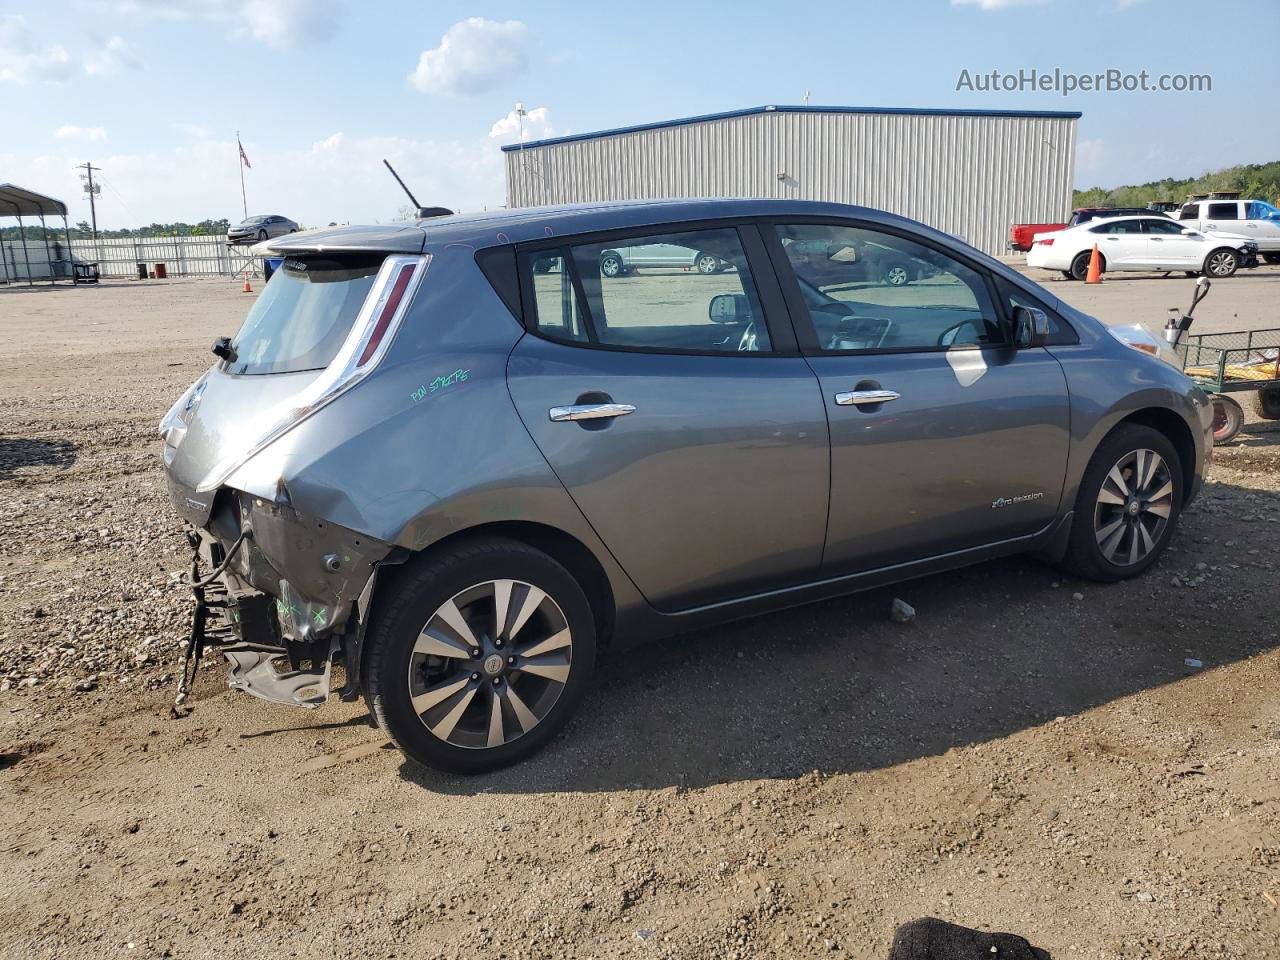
(76, 162, 101, 239)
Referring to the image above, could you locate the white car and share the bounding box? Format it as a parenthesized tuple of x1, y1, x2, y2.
(1027, 215, 1259, 280)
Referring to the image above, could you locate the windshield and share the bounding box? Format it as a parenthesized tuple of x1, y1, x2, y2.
(223, 256, 382, 375)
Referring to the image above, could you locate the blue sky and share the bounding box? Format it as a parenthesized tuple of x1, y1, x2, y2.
(3, 0, 1276, 228)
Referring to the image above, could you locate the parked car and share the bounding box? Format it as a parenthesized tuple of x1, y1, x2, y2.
(1174, 198, 1280, 263)
(161, 199, 1213, 773)
(1009, 207, 1175, 251)
(598, 242, 728, 277)
(1027, 215, 1259, 280)
(226, 215, 300, 245)
(781, 234, 940, 287)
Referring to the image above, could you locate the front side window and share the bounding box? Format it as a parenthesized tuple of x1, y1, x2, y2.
(524, 228, 770, 353)
(1144, 219, 1185, 235)
(994, 276, 1076, 346)
(773, 223, 1002, 352)
(1178, 203, 1200, 220)
(225, 255, 382, 375)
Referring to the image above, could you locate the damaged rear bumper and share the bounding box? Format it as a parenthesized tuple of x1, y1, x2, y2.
(177, 488, 398, 710)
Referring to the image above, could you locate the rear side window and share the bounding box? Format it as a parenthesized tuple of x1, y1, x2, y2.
(224, 256, 381, 375)
(1090, 220, 1143, 234)
(1206, 202, 1239, 220)
(1179, 204, 1200, 220)
(521, 228, 771, 354)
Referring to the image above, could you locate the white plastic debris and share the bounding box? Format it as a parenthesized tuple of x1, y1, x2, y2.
(1184, 658, 1203, 668)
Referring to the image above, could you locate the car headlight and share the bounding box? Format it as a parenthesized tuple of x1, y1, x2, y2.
(1108, 323, 1181, 368)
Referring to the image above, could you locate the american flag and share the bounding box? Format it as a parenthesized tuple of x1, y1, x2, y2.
(238, 137, 251, 169)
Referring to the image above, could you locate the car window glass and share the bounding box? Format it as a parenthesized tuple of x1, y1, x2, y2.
(1145, 219, 1185, 235)
(564, 228, 771, 353)
(994, 276, 1073, 344)
(1207, 203, 1239, 220)
(773, 223, 1003, 352)
(1090, 220, 1143, 234)
(527, 253, 588, 342)
(1178, 204, 1199, 220)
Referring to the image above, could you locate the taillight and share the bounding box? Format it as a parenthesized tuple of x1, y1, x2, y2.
(357, 263, 416, 367)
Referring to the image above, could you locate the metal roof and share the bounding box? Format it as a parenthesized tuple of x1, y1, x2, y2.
(500, 104, 1084, 153)
(0, 184, 68, 218)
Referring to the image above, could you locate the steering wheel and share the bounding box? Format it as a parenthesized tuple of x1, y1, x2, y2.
(737, 321, 759, 352)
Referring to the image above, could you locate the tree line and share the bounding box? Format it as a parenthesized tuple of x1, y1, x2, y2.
(1073, 160, 1280, 209)
(0, 218, 232, 240)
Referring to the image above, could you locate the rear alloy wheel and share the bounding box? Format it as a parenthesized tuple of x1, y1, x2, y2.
(1210, 394, 1245, 444)
(1069, 250, 1099, 281)
(883, 262, 911, 286)
(364, 539, 596, 773)
(696, 253, 720, 275)
(599, 252, 624, 278)
(1063, 424, 1182, 581)
(1204, 248, 1239, 278)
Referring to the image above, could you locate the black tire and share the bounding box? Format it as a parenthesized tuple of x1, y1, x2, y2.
(1069, 250, 1100, 281)
(1061, 270, 1074, 280)
(1210, 394, 1245, 443)
(257, 229, 268, 242)
(363, 538, 597, 774)
(1203, 248, 1239, 278)
(695, 252, 720, 275)
(599, 252, 624, 278)
(1262, 252, 1280, 266)
(1062, 424, 1183, 582)
(1185, 271, 1198, 278)
(1253, 385, 1280, 421)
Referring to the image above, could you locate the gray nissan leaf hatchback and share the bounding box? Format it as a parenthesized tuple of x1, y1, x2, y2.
(160, 199, 1213, 773)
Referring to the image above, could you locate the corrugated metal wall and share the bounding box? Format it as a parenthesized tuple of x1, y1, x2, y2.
(504, 110, 1077, 256)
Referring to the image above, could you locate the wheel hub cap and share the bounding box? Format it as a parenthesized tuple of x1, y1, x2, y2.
(1093, 448, 1175, 566)
(407, 579, 573, 750)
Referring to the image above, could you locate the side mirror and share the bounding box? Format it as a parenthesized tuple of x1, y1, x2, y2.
(211, 336, 237, 362)
(1181, 228, 1199, 237)
(709, 293, 752, 324)
(1013, 306, 1050, 349)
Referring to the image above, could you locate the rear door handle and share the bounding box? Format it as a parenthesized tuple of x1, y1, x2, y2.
(834, 389, 900, 406)
(549, 403, 636, 422)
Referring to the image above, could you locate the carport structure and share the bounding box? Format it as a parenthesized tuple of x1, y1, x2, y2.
(0, 184, 73, 285)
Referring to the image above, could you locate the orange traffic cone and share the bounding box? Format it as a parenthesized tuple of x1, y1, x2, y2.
(242, 277, 253, 293)
(1085, 244, 1102, 284)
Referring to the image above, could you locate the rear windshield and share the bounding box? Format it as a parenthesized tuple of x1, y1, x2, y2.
(223, 256, 382, 375)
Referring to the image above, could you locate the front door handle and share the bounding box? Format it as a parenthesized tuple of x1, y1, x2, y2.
(834, 389, 901, 406)
(549, 402, 636, 422)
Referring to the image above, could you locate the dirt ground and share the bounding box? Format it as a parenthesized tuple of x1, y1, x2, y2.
(1, 267, 1278, 960)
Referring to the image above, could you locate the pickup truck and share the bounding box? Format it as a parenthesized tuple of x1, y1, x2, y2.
(1009, 207, 1171, 252)
(1174, 199, 1280, 262)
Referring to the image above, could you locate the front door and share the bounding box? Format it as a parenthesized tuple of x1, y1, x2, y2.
(770, 221, 1071, 575)
(507, 225, 830, 611)
(1143, 217, 1201, 267)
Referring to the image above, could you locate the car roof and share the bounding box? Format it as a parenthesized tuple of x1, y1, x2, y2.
(262, 198, 931, 256)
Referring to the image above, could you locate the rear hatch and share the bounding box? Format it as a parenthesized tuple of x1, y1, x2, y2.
(161, 252, 426, 526)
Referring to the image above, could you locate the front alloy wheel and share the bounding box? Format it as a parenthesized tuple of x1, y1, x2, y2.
(1205, 249, 1239, 278)
(408, 579, 572, 751)
(696, 253, 720, 275)
(1092, 448, 1175, 567)
(884, 263, 910, 286)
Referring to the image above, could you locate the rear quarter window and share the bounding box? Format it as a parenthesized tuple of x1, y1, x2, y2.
(223, 256, 382, 375)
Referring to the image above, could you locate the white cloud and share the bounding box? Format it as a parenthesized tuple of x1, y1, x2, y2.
(1077, 138, 1105, 174)
(109, 0, 338, 47)
(951, 0, 1048, 8)
(0, 130, 510, 230)
(0, 15, 73, 84)
(173, 122, 212, 139)
(488, 106, 556, 143)
(84, 35, 140, 75)
(409, 18, 529, 96)
(55, 125, 108, 142)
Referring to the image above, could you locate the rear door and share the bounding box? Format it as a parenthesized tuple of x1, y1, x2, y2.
(506, 224, 830, 612)
(768, 221, 1070, 575)
(1090, 219, 1148, 267)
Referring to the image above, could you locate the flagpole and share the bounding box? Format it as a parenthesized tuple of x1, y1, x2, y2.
(237, 131, 247, 220)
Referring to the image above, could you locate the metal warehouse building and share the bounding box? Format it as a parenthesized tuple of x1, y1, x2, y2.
(502, 105, 1081, 257)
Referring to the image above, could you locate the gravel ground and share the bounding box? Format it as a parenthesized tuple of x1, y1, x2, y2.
(1, 273, 1278, 960)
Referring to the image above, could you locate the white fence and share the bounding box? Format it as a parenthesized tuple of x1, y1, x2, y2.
(68, 235, 262, 279)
